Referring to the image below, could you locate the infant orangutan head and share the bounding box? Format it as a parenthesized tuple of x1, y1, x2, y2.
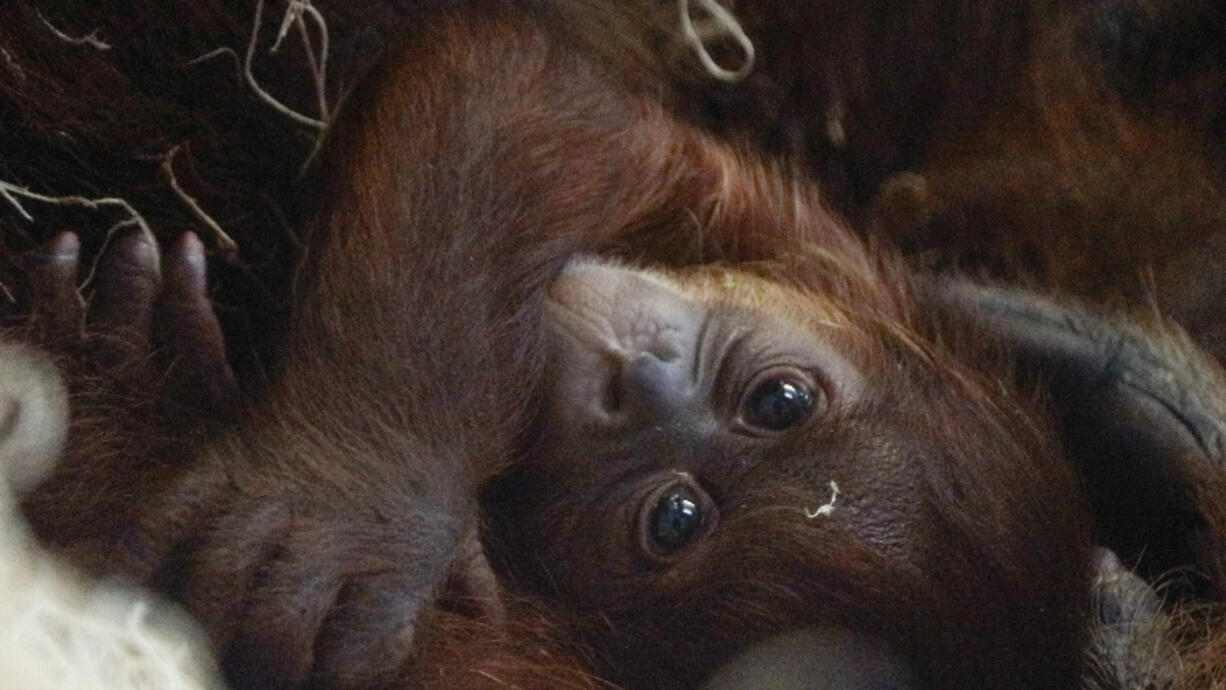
(490, 255, 1092, 688)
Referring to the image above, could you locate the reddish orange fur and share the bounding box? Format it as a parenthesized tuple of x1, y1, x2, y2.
(3, 1, 1226, 688)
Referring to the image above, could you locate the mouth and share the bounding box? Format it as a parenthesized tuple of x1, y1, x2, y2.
(542, 286, 625, 428)
(544, 299, 623, 421)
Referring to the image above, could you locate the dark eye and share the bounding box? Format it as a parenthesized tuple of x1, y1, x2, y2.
(637, 477, 715, 562)
(742, 377, 815, 431)
(651, 492, 703, 552)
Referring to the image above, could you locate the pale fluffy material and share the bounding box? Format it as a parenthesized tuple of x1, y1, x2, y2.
(0, 346, 223, 690)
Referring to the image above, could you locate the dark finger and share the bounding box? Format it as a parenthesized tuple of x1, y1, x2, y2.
(158, 232, 242, 416)
(88, 227, 161, 354)
(25, 232, 83, 339)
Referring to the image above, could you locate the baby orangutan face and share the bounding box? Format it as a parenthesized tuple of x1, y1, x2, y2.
(494, 257, 1093, 687)
(536, 260, 870, 593)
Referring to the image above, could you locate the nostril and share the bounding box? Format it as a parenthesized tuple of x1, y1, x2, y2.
(601, 354, 623, 414)
(651, 345, 680, 363)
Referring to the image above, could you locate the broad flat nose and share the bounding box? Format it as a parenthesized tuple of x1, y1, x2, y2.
(544, 259, 706, 427)
(615, 351, 693, 419)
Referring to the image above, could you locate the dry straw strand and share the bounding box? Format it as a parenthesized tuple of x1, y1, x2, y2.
(160, 146, 240, 256)
(0, 180, 159, 288)
(35, 10, 111, 51)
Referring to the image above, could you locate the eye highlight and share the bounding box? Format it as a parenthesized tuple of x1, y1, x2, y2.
(740, 373, 819, 432)
(652, 492, 702, 551)
(637, 476, 716, 562)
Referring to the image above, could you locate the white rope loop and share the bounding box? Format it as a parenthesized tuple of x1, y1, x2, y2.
(678, 0, 756, 83)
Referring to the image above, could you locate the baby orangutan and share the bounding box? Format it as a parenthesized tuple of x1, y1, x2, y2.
(9, 2, 1226, 689)
(489, 255, 1226, 689)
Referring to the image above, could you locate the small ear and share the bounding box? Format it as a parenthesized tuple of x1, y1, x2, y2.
(929, 278, 1226, 596)
(0, 343, 69, 495)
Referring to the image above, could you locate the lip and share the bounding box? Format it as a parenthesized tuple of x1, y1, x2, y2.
(542, 295, 625, 428)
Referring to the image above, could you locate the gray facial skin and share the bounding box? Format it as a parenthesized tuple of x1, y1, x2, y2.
(536, 258, 871, 589)
(541, 257, 863, 455)
(536, 260, 914, 683)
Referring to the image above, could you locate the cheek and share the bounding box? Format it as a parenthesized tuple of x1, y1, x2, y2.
(719, 428, 933, 569)
(534, 503, 637, 602)
(527, 473, 711, 606)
